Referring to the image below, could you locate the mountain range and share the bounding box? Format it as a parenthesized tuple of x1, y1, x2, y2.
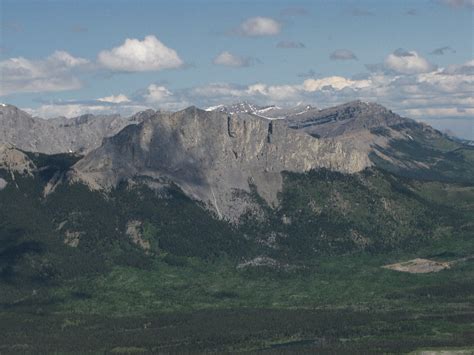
(0, 104, 155, 154)
(1, 100, 473, 352)
(2, 100, 472, 220)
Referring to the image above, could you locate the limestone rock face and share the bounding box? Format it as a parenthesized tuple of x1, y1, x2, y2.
(0, 143, 36, 175)
(71, 107, 371, 220)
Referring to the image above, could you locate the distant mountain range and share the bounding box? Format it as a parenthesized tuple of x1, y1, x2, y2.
(1, 100, 473, 221)
(0, 104, 155, 154)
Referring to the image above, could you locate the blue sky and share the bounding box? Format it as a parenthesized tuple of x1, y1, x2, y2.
(1, 0, 473, 137)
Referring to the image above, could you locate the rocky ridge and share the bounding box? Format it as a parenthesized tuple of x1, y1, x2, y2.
(70, 103, 415, 220)
(0, 104, 151, 154)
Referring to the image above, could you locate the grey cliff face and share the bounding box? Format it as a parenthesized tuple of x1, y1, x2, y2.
(0, 104, 148, 154)
(71, 106, 371, 221)
(0, 143, 36, 175)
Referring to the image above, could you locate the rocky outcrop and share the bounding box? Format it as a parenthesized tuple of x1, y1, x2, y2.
(0, 143, 36, 175)
(71, 107, 371, 221)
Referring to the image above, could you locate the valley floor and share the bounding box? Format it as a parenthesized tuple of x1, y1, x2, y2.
(1, 237, 473, 353)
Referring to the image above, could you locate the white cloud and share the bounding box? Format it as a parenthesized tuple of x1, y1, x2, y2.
(213, 51, 251, 67)
(144, 84, 173, 103)
(25, 104, 111, 118)
(303, 76, 370, 91)
(24, 101, 151, 119)
(442, 59, 474, 75)
(190, 83, 247, 98)
(97, 94, 130, 103)
(384, 50, 435, 74)
(0, 50, 89, 95)
(237, 17, 281, 36)
(48, 51, 89, 67)
(142, 84, 189, 111)
(416, 68, 474, 93)
(246, 83, 302, 100)
(97, 35, 183, 72)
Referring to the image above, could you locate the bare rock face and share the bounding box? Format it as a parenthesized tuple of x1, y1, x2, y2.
(0, 104, 150, 154)
(0, 143, 36, 175)
(71, 107, 371, 221)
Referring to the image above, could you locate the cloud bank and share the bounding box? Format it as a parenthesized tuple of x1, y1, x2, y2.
(0, 51, 89, 95)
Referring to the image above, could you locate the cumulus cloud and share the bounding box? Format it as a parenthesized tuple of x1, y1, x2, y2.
(236, 17, 281, 36)
(97, 94, 130, 103)
(213, 51, 254, 67)
(430, 46, 456, 55)
(330, 49, 358, 61)
(247, 83, 302, 100)
(384, 50, 435, 74)
(303, 76, 370, 91)
(276, 41, 305, 49)
(144, 84, 173, 103)
(97, 35, 183, 72)
(0, 50, 89, 95)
